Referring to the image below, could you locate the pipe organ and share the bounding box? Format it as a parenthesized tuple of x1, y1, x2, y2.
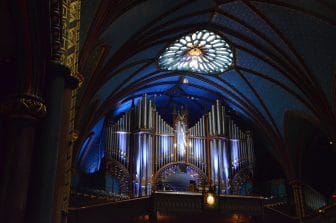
(103, 95, 255, 197)
(205, 101, 254, 194)
(105, 110, 132, 169)
(188, 116, 206, 173)
(154, 111, 174, 170)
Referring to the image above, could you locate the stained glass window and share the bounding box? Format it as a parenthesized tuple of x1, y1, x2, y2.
(158, 29, 233, 74)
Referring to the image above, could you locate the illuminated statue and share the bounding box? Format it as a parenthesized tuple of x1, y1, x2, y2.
(176, 108, 188, 161)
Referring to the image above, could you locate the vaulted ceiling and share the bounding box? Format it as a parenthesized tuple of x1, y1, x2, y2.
(77, 0, 336, 179)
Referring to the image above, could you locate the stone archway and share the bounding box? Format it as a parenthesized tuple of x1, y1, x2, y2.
(154, 162, 208, 192)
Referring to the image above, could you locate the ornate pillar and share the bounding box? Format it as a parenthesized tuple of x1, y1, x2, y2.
(0, 95, 46, 223)
(52, 0, 81, 222)
(289, 179, 305, 222)
(26, 61, 80, 223)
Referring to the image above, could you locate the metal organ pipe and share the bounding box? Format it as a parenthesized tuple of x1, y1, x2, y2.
(221, 106, 226, 136)
(138, 100, 142, 129)
(101, 97, 254, 197)
(243, 132, 247, 163)
(247, 132, 254, 170)
(106, 123, 110, 157)
(148, 100, 152, 129)
(143, 94, 147, 129)
(112, 124, 115, 158)
(211, 105, 216, 136)
(111, 125, 115, 159)
(208, 112, 212, 136)
(105, 123, 109, 157)
(216, 100, 221, 136)
(228, 119, 232, 139)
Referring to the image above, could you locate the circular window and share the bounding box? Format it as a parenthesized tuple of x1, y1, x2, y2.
(158, 29, 233, 74)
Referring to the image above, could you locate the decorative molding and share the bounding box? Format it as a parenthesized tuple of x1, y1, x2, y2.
(73, 72, 84, 89)
(69, 130, 80, 143)
(50, 0, 64, 62)
(0, 95, 47, 119)
(57, 0, 81, 171)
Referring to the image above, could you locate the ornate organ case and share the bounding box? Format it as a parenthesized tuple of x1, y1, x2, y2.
(103, 95, 254, 197)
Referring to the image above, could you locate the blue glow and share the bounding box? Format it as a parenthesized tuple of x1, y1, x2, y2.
(112, 100, 133, 118)
(136, 153, 141, 178)
(195, 139, 201, 160)
(212, 146, 219, 182)
(159, 29, 233, 74)
(143, 140, 147, 166)
(176, 120, 186, 159)
(213, 156, 218, 173)
(150, 75, 180, 84)
(231, 140, 239, 169)
(162, 136, 169, 154)
(133, 84, 175, 96)
(222, 144, 229, 183)
(96, 63, 146, 103)
(126, 64, 159, 85)
(77, 117, 106, 173)
(118, 132, 127, 155)
(77, 136, 92, 162)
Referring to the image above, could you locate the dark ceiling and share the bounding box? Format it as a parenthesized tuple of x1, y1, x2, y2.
(77, 0, 336, 181)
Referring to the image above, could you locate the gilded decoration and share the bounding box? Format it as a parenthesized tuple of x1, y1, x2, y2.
(0, 95, 47, 118)
(69, 130, 80, 142)
(55, 0, 81, 215)
(73, 72, 84, 89)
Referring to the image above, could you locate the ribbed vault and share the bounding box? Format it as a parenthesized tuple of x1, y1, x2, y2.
(77, 0, 336, 180)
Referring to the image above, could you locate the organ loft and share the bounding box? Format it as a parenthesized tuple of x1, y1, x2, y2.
(2, 1, 336, 223)
(77, 95, 255, 197)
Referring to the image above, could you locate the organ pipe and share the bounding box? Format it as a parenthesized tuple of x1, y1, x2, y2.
(102, 96, 254, 196)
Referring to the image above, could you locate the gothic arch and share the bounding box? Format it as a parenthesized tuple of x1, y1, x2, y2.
(154, 161, 208, 189)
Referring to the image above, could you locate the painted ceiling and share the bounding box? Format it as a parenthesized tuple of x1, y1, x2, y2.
(77, 0, 336, 177)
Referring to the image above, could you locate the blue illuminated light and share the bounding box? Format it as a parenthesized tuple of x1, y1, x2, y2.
(143, 142, 147, 165)
(176, 120, 187, 158)
(78, 117, 106, 174)
(158, 29, 233, 74)
(162, 136, 169, 154)
(231, 140, 239, 169)
(195, 139, 201, 160)
(118, 132, 127, 154)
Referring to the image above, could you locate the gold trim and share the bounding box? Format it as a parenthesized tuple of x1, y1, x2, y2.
(69, 130, 80, 142)
(74, 72, 84, 88)
(0, 95, 47, 118)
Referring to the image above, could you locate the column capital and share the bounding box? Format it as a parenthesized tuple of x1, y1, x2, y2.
(48, 61, 83, 90)
(0, 94, 47, 119)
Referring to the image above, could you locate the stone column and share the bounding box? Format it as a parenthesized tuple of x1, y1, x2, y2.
(52, 72, 82, 223)
(0, 95, 46, 223)
(26, 61, 79, 223)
